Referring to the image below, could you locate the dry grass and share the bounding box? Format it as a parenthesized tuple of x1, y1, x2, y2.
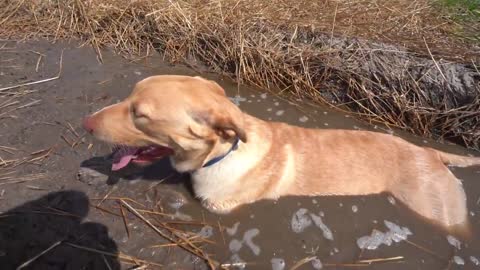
(1, 0, 479, 149)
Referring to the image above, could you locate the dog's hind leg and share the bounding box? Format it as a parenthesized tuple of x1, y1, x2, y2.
(389, 164, 470, 237)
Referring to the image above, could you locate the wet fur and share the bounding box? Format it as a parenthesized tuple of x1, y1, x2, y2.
(83, 75, 480, 236)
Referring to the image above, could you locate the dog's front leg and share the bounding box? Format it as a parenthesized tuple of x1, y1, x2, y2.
(201, 198, 240, 214)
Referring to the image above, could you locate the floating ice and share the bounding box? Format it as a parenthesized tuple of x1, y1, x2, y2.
(260, 93, 267, 99)
(229, 228, 261, 256)
(356, 220, 412, 250)
(169, 200, 193, 221)
(198, 225, 214, 238)
(446, 235, 461, 249)
(453, 256, 465, 265)
(323, 123, 329, 126)
(276, 110, 285, 116)
(310, 213, 334, 240)
(168, 198, 185, 210)
(271, 258, 285, 270)
(387, 196, 396, 205)
(229, 254, 246, 269)
(299, 116, 309, 122)
(312, 199, 318, 204)
(229, 239, 243, 253)
(351, 205, 358, 213)
(291, 208, 312, 233)
(267, 108, 272, 112)
(226, 222, 240, 236)
(311, 257, 323, 269)
(384, 220, 411, 242)
(229, 95, 247, 105)
(244, 228, 261, 256)
(470, 256, 480, 266)
(134, 71, 142, 75)
(291, 209, 333, 240)
(274, 102, 280, 106)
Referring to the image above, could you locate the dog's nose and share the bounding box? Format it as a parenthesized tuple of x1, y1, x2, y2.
(82, 116, 95, 133)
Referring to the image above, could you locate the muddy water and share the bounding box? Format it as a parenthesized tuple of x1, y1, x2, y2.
(0, 40, 479, 270)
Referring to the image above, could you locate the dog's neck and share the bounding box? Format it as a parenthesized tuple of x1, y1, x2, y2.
(202, 137, 240, 168)
(169, 137, 241, 173)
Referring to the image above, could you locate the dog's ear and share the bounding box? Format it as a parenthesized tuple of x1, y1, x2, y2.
(192, 106, 247, 143)
(211, 114, 247, 143)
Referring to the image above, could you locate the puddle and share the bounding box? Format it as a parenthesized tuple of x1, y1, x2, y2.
(1, 40, 480, 269)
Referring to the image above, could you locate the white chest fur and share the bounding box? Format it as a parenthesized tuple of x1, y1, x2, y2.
(190, 141, 266, 201)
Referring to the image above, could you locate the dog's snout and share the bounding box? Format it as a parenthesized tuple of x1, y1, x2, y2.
(82, 116, 95, 133)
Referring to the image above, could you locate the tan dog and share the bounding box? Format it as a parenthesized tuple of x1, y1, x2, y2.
(83, 75, 480, 236)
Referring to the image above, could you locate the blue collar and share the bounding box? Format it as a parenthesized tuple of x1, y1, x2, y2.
(202, 137, 240, 168)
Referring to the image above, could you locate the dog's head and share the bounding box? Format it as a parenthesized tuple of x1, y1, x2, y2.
(83, 75, 247, 172)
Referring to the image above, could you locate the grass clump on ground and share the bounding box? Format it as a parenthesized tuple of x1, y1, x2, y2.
(435, 0, 480, 43)
(0, 0, 479, 150)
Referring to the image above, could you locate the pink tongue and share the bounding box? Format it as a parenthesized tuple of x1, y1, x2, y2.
(111, 146, 138, 171)
(112, 155, 134, 171)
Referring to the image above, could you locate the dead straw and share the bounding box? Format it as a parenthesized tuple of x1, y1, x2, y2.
(65, 242, 162, 267)
(16, 240, 62, 270)
(0, 49, 63, 92)
(120, 199, 218, 269)
(0, 0, 478, 149)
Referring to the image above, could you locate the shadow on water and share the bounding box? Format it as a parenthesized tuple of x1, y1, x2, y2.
(79, 155, 187, 185)
(0, 190, 120, 270)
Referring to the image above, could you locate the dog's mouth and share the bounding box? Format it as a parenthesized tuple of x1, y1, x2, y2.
(111, 145, 174, 171)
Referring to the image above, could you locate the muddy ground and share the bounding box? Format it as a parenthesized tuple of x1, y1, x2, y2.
(0, 40, 480, 270)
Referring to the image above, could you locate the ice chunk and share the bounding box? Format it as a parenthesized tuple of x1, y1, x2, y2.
(291, 208, 312, 233)
(446, 235, 461, 249)
(271, 258, 285, 270)
(311, 257, 323, 269)
(244, 228, 261, 256)
(226, 222, 240, 236)
(229, 95, 247, 105)
(453, 256, 465, 265)
(229, 239, 243, 253)
(198, 225, 214, 238)
(310, 213, 334, 240)
(470, 256, 480, 266)
(357, 221, 412, 250)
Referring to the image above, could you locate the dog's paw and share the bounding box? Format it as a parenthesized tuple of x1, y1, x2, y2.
(201, 199, 234, 214)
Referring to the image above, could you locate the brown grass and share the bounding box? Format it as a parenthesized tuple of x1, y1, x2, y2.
(1, 0, 479, 149)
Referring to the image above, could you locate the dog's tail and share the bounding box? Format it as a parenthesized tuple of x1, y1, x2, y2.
(429, 148, 480, 167)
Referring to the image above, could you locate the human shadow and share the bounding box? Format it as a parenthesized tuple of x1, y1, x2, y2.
(0, 190, 120, 270)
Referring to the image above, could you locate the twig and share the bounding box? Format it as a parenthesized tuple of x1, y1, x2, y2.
(120, 200, 218, 269)
(357, 256, 404, 264)
(0, 50, 63, 92)
(423, 37, 447, 82)
(65, 242, 162, 267)
(16, 240, 62, 270)
(290, 256, 317, 270)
